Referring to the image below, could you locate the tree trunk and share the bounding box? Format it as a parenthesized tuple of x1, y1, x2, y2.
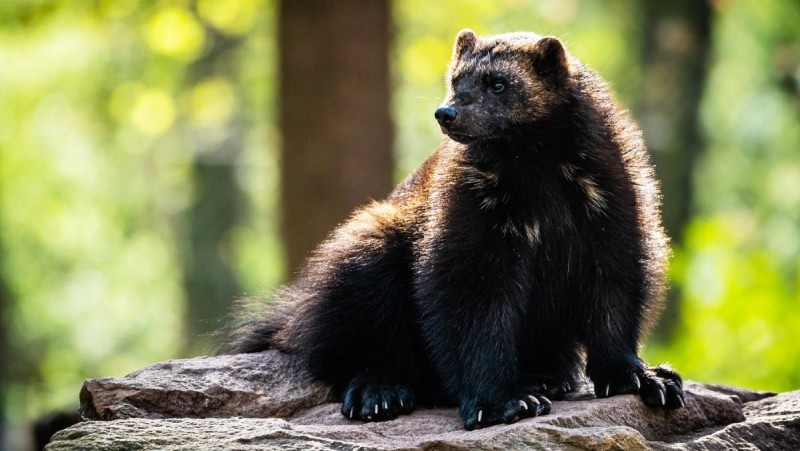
(637, 0, 712, 338)
(182, 27, 245, 348)
(279, 0, 394, 275)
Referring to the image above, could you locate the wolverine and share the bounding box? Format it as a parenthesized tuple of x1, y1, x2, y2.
(222, 30, 685, 430)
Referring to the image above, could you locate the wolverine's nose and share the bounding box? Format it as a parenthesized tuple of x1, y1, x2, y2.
(434, 107, 457, 126)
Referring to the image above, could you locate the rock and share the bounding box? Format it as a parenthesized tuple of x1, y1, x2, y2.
(48, 351, 798, 450)
(661, 390, 800, 450)
(79, 351, 332, 420)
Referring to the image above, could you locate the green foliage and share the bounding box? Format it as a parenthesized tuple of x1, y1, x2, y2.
(644, 0, 800, 392)
(644, 216, 800, 392)
(0, 0, 282, 421)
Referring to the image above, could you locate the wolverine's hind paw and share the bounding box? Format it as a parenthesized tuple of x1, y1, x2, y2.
(341, 376, 416, 422)
(462, 393, 551, 431)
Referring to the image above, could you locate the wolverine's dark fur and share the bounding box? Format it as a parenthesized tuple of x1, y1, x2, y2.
(222, 30, 684, 430)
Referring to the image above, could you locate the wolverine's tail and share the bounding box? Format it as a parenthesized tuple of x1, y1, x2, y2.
(216, 289, 296, 355)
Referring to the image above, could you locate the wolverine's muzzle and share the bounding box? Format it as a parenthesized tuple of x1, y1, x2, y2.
(434, 107, 458, 127)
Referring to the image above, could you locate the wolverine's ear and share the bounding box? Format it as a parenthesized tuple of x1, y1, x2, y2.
(531, 36, 569, 81)
(453, 29, 476, 60)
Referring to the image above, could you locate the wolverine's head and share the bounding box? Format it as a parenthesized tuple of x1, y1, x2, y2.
(435, 30, 573, 144)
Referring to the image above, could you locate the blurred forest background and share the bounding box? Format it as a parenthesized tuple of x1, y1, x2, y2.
(1, 0, 799, 449)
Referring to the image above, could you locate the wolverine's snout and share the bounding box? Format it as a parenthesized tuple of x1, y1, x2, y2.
(434, 107, 457, 127)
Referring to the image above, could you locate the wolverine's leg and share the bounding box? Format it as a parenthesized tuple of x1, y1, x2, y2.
(580, 273, 684, 409)
(287, 203, 421, 421)
(519, 334, 582, 400)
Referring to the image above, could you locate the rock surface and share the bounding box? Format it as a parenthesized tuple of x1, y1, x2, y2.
(79, 352, 331, 420)
(47, 351, 799, 450)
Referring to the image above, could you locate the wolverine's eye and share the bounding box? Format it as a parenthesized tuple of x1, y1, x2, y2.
(490, 78, 507, 94)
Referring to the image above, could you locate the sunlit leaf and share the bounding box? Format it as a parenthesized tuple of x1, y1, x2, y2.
(130, 88, 176, 136)
(143, 6, 205, 62)
(187, 77, 236, 128)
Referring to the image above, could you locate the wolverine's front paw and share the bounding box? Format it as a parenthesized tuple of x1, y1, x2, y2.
(593, 364, 684, 410)
(341, 375, 416, 422)
(461, 393, 551, 431)
(637, 365, 684, 409)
